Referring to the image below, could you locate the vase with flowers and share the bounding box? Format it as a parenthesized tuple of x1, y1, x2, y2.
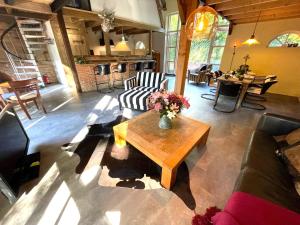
(148, 90, 190, 129)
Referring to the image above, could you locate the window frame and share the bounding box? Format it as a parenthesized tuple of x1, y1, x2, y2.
(207, 25, 229, 70)
(164, 12, 181, 74)
(268, 32, 300, 48)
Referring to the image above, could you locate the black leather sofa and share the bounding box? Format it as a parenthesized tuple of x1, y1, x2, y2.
(234, 113, 300, 213)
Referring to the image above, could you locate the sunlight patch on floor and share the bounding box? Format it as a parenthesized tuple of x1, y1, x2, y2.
(37, 181, 72, 225)
(105, 211, 121, 225)
(79, 166, 101, 186)
(51, 97, 74, 112)
(25, 116, 46, 130)
(94, 95, 112, 111)
(70, 126, 89, 143)
(57, 197, 80, 225)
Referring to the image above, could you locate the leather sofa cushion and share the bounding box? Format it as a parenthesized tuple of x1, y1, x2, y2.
(234, 167, 300, 213)
(286, 128, 300, 145)
(241, 130, 292, 188)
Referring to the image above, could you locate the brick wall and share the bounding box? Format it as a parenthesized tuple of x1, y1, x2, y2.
(38, 63, 58, 84)
(76, 63, 131, 92)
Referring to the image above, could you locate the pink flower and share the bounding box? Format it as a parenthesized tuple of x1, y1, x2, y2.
(182, 97, 190, 109)
(154, 102, 162, 111)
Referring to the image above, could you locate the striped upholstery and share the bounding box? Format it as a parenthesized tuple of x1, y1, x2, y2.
(119, 72, 166, 111)
(136, 72, 165, 89)
(124, 77, 137, 91)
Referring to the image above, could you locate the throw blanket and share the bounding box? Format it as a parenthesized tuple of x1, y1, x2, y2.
(212, 192, 300, 225)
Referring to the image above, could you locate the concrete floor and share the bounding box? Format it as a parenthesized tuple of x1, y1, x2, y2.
(0, 77, 299, 225)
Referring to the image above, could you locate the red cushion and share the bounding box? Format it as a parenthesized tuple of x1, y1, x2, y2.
(213, 192, 300, 225)
(212, 212, 240, 225)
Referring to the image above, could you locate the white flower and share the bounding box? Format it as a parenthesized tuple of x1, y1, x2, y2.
(167, 111, 176, 120)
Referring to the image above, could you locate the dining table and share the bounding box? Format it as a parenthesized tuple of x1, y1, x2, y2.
(214, 75, 255, 109)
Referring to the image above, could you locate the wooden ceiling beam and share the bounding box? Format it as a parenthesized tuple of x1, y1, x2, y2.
(215, 0, 278, 11)
(221, 0, 300, 16)
(155, 0, 164, 27)
(116, 28, 149, 35)
(62, 7, 99, 21)
(0, 0, 53, 15)
(228, 6, 300, 20)
(233, 12, 300, 24)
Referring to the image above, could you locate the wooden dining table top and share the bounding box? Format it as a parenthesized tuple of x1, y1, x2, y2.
(218, 75, 253, 84)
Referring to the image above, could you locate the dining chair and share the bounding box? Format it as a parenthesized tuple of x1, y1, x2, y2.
(213, 81, 242, 113)
(7, 78, 47, 120)
(201, 70, 223, 101)
(242, 79, 278, 110)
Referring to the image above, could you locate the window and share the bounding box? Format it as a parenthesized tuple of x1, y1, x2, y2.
(188, 16, 229, 71)
(164, 13, 181, 74)
(268, 32, 300, 47)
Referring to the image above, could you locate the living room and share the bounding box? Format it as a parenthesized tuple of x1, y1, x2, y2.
(0, 0, 300, 225)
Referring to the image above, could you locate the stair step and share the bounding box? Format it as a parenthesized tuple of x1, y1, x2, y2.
(20, 28, 43, 32)
(15, 72, 40, 75)
(30, 48, 46, 51)
(27, 42, 47, 45)
(16, 66, 38, 69)
(24, 35, 46, 38)
(17, 20, 41, 25)
(20, 59, 36, 63)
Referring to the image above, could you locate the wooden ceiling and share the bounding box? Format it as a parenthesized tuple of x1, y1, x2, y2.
(207, 0, 300, 24)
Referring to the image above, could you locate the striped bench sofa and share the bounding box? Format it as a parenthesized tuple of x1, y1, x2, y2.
(118, 72, 168, 111)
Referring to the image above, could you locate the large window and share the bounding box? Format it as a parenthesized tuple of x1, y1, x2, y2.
(268, 32, 300, 48)
(188, 16, 229, 71)
(164, 14, 229, 74)
(164, 13, 181, 74)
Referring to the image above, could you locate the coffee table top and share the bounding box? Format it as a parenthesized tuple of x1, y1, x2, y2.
(113, 110, 210, 169)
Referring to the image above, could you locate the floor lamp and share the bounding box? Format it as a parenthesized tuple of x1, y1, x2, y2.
(229, 44, 237, 71)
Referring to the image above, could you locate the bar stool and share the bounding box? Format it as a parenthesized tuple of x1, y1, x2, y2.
(112, 62, 127, 89)
(94, 64, 113, 93)
(143, 61, 156, 72)
(128, 62, 137, 78)
(135, 61, 144, 72)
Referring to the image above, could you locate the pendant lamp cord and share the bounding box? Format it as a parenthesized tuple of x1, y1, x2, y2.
(252, 11, 261, 36)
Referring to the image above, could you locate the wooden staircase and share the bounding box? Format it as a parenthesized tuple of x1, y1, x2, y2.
(5, 19, 50, 85)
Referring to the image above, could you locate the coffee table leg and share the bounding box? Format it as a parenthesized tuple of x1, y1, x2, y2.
(113, 128, 126, 148)
(161, 166, 177, 190)
(197, 129, 210, 149)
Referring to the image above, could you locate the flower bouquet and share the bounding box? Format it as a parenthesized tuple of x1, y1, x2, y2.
(148, 90, 190, 129)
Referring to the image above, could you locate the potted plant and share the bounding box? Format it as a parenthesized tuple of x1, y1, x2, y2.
(148, 90, 190, 129)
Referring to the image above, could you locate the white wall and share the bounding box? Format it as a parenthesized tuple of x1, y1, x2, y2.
(220, 18, 300, 97)
(90, 0, 161, 28)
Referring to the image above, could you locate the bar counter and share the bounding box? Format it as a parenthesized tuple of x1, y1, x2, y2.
(75, 55, 155, 92)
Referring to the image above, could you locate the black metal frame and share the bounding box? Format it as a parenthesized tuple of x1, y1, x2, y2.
(94, 65, 113, 93)
(213, 82, 242, 113)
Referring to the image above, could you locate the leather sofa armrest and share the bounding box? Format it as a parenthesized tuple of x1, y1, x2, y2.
(256, 113, 300, 136)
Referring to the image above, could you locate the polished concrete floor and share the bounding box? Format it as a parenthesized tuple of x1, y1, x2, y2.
(0, 78, 299, 225)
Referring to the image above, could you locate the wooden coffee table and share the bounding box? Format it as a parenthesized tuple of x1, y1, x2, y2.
(113, 110, 210, 189)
